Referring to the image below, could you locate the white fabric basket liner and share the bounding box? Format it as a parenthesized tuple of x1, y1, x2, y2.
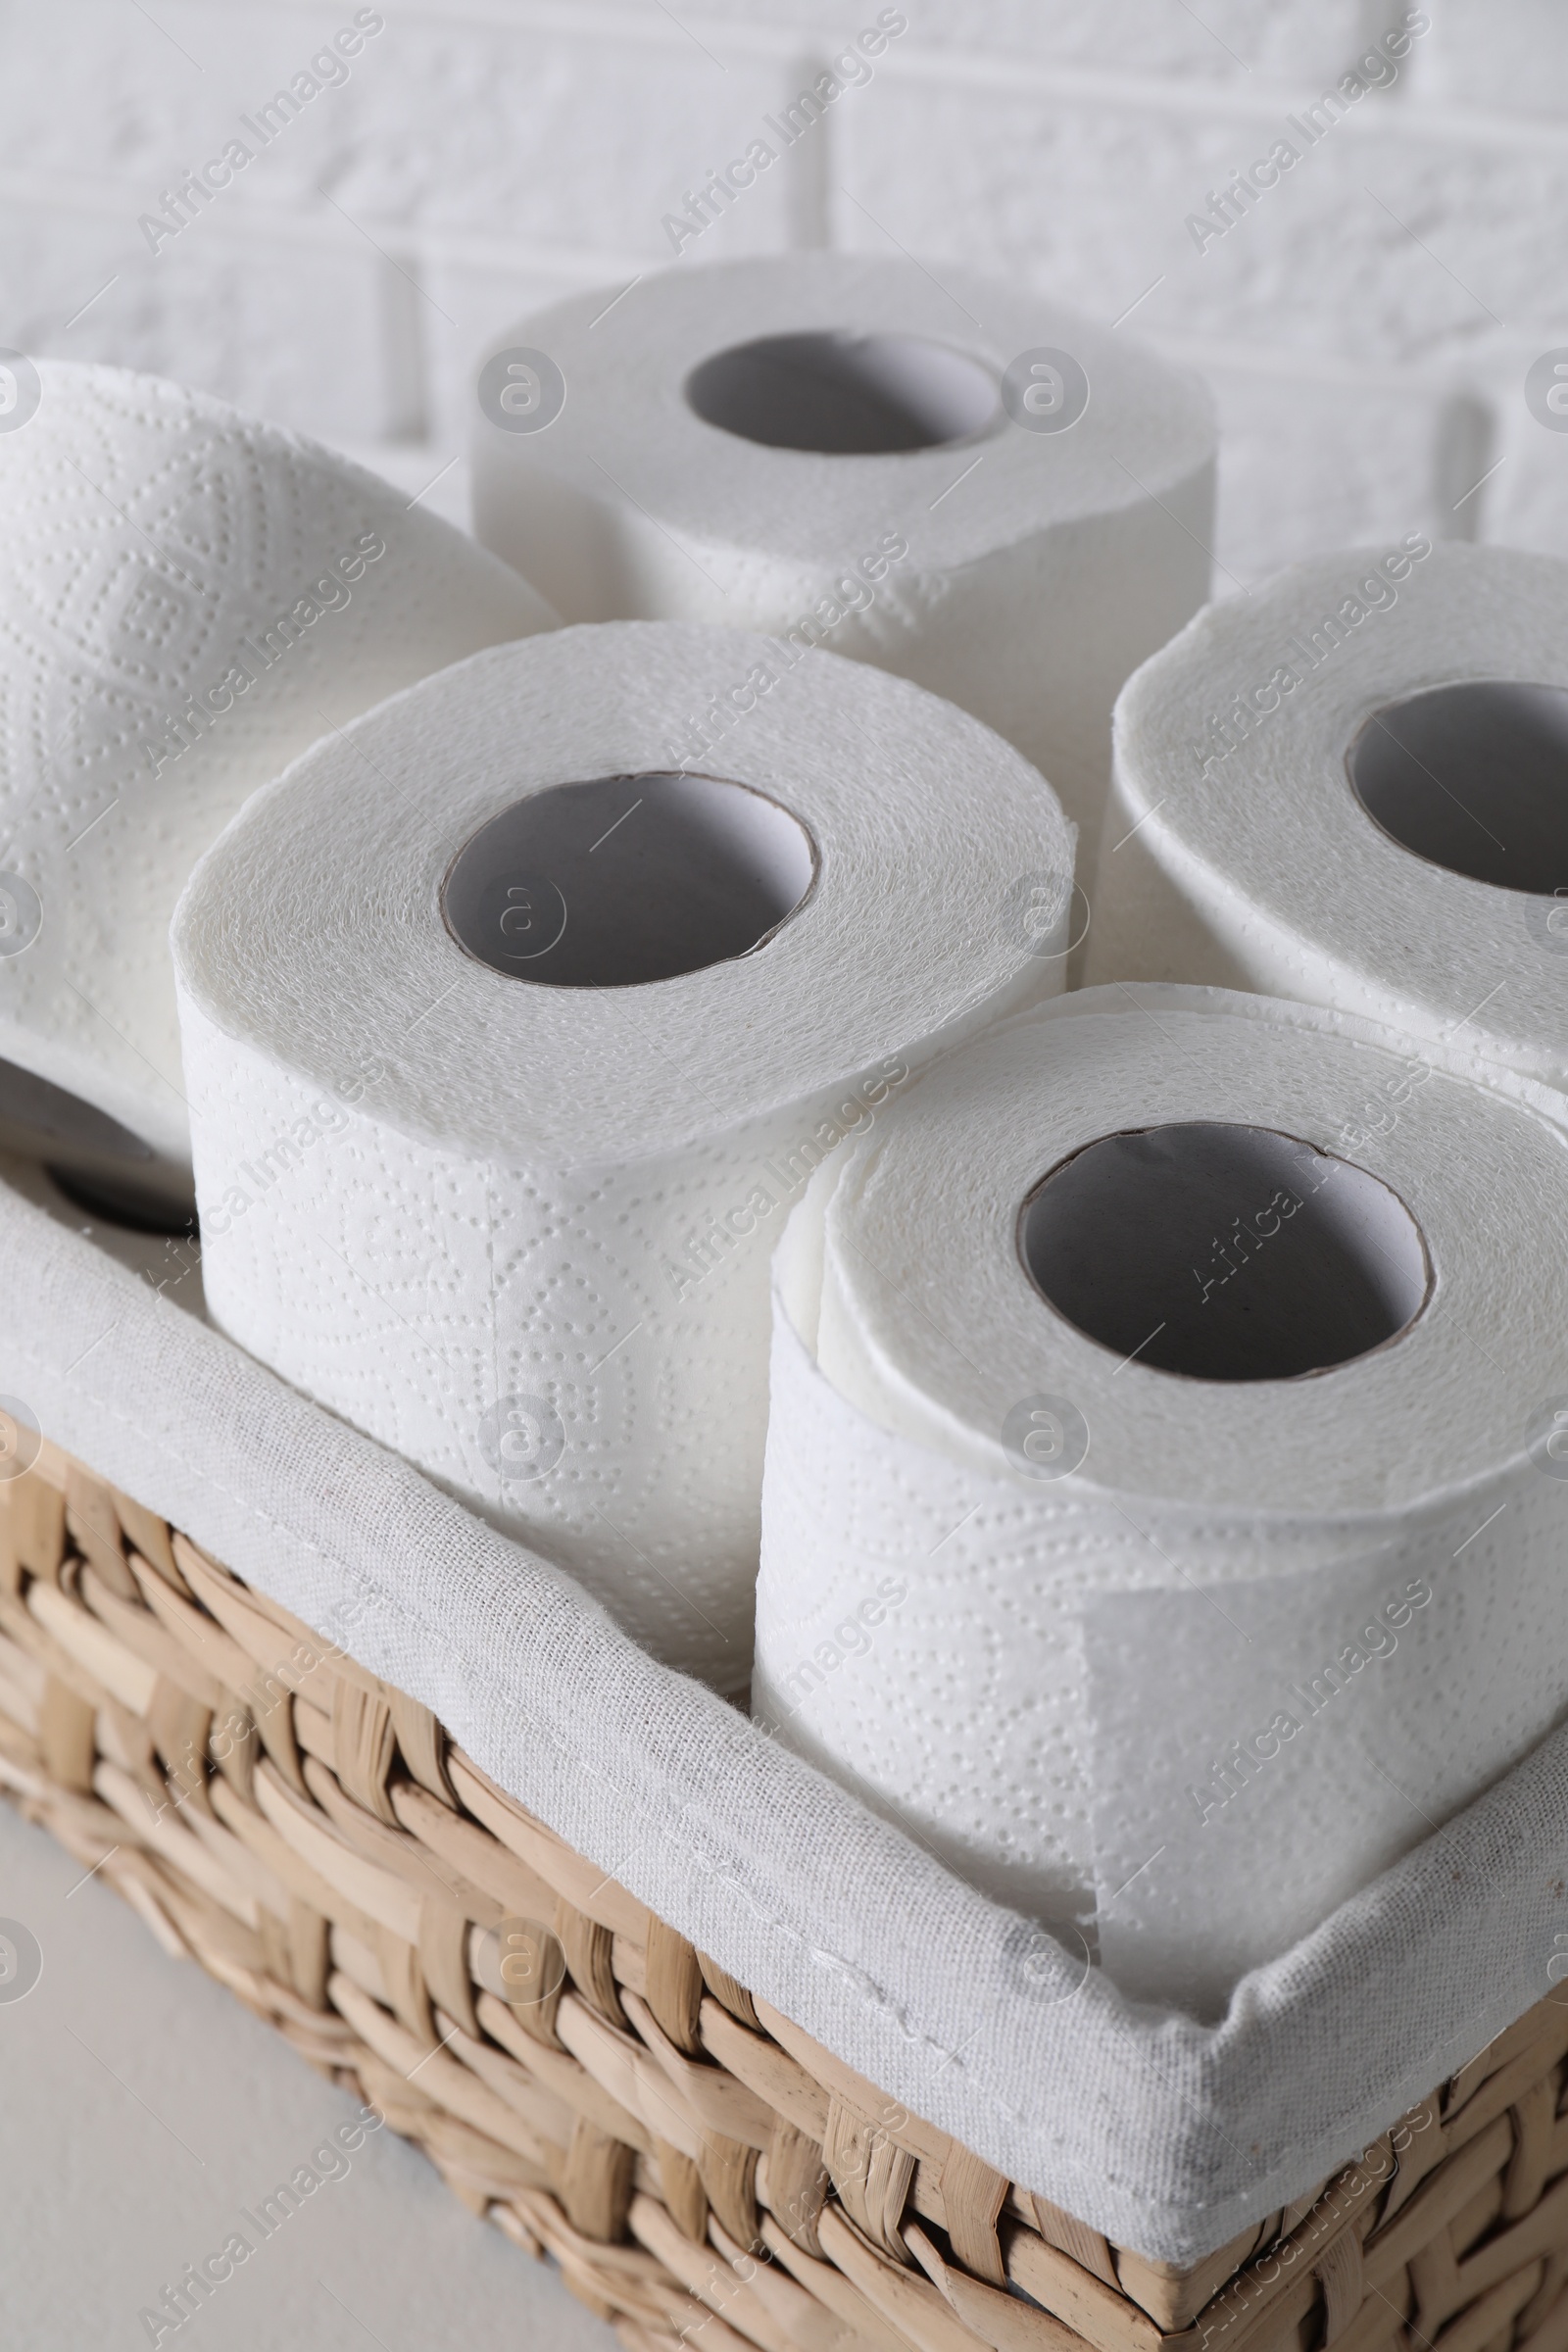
(3, 1167, 1562, 2267)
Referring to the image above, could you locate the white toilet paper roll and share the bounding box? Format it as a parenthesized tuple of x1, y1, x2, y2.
(172, 621, 1074, 1690)
(0, 361, 555, 1190)
(470, 255, 1214, 859)
(0, 1153, 206, 1320)
(1086, 540, 1568, 1085)
(754, 984, 1568, 2015)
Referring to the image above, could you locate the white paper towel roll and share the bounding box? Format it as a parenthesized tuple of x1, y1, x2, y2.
(754, 984, 1568, 2015)
(172, 621, 1074, 1690)
(1086, 540, 1568, 1085)
(470, 255, 1214, 860)
(0, 360, 555, 1189)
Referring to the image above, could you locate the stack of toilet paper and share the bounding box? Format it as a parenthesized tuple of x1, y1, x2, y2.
(11, 269, 1568, 2022)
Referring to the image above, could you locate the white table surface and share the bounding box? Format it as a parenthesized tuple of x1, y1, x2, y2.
(0, 1795, 617, 2350)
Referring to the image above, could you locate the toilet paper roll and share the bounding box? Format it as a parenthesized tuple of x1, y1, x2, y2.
(0, 1153, 206, 1320)
(1086, 540, 1568, 1085)
(172, 621, 1074, 1690)
(0, 360, 555, 1191)
(754, 984, 1568, 2014)
(471, 255, 1214, 860)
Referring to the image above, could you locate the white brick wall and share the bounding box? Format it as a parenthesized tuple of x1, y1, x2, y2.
(1, 0, 1559, 590)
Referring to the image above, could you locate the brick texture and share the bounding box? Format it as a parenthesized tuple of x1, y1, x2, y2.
(0, 0, 1556, 588)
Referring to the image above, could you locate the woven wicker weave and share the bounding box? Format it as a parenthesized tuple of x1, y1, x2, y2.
(4, 1434, 1567, 2352)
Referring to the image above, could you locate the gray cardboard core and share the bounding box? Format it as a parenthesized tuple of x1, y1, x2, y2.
(441, 771, 816, 989)
(1019, 1122, 1430, 1382)
(1348, 679, 1568, 894)
(44, 1164, 200, 1238)
(684, 330, 999, 453)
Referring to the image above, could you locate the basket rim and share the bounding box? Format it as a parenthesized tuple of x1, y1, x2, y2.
(0, 1161, 1562, 2266)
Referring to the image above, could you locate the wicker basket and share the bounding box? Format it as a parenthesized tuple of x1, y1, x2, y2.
(4, 1432, 1568, 2352)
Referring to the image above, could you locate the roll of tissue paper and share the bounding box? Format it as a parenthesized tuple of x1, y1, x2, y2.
(0, 1153, 206, 1320)
(0, 360, 554, 1195)
(172, 621, 1074, 1690)
(471, 255, 1214, 860)
(1087, 540, 1568, 1088)
(754, 984, 1568, 2015)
